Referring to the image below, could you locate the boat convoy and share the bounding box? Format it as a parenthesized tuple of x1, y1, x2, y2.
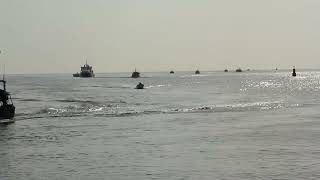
(0, 64, 298, 124)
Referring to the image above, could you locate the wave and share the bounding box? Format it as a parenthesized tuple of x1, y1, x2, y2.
(145, 84, 169, 89)
(105, 86, 131, 89)
(172, 101, 286, 113)
(14, 101, 294, 121)
(180, 74, 210, 78)
(56, 99, 99, 104)
(56, 99, 127, 105)
(14, 98, 42, 102)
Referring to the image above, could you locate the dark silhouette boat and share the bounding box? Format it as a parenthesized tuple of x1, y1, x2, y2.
(131, 69, 140, 78)
(73, 61, 95, 78)
(195, 69, 200, 74)
(236, 68, 242, 72)
(73, 72, 80, 77)
(0, 79, 15, 124)
(224, 69, 228, 72)
(80, 61, 95, 78)
(292, 66, 296, 77)
(136, 82, 144, 89)
(170, 70, 175, 74)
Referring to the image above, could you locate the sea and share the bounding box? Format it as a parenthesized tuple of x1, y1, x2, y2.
(1, 70, 320, 180)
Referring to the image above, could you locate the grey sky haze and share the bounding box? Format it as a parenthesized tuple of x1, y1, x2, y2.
(1, 0, 320, 74)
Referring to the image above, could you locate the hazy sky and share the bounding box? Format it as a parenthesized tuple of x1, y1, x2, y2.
(1, 0, 320, 74)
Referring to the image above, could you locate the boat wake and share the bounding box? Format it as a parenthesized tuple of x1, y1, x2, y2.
(14, 100, 298, 121)
(144, 84, 169, 89)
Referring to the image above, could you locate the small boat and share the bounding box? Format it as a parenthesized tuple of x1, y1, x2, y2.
(0, 78, 15, 124)
(224, 69, 228, 72)
(292, 66, 296, 77)
(131, 68, 140, 78)
(73, 72, 80, 77)
(73, 61, 95, 78)
(136, 82, 144, 89)
(236, 68, 242, 72)
(195, 69, 200, 74)
(170, 70, 174, 74)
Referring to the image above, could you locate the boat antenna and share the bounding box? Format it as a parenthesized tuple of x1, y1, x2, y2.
(0, 50, 7, 91)
(3, 64, 5, 81)
(0, 50, 4, 81)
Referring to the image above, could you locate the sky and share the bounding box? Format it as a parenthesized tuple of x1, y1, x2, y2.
(1, 0, 320, 74)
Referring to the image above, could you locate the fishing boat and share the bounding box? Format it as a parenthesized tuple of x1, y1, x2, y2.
(224, 69, 228, 72)
(73, 61, 95, 78)
(195, 69, 200, 74)
(80, 61, 95, 77)
(0, 78, 15, 125)
(135, 82, 144, 89)
(236, 68, 242, 72)
(170, 70, 175, 74)
(131, 68, 140, 78)
(73, 72, 80, 77)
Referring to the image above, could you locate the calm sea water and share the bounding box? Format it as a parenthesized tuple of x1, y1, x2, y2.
(1, 70, 320, 180)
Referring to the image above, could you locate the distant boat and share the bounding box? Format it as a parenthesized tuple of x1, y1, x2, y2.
(135, 82, 144, 89)
(73, 61, 95, 78)
(73, 72, 80, 77)
(224, 69, 228, 72)
(292, 66, 296, 77)
(0, 78, 15, 124)
(195, 69, 200, 74)
(170, 70, 174, 74)
(131, 68, 140, 78)
(236, 68, 242, 72)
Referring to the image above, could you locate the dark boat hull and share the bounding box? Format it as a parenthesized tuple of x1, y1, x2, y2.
(80, 71, 95, 78)
(136, 84, 144, 89)
(131, 72, 140, 78)
(0, 104, 15, 120)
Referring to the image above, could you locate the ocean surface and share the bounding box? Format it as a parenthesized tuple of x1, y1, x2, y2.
(1, 70, 320, 180)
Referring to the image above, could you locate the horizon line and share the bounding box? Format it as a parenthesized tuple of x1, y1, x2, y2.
(4, 68, 320, 75)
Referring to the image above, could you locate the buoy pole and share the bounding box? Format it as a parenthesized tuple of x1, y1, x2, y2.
(292, 66, 296, 77)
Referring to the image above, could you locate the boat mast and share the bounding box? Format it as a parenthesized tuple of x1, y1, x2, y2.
(0, 50, 5, 91)
(3, 65, 6, 91)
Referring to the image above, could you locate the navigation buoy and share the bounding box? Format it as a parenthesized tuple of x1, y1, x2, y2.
(292, 66, 296, 77)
